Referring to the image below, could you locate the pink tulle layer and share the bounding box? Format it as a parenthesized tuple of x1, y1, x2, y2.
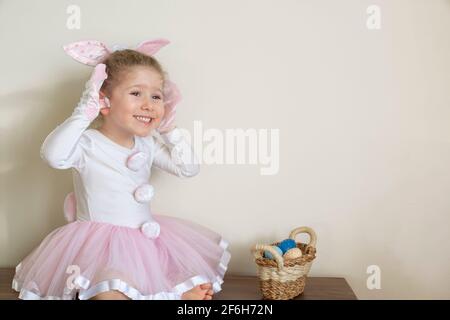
(12, 214, 231, 300)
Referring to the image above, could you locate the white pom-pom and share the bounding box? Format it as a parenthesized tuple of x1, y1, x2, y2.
(141, 221, 160, 239)
(126, 151, 148, 171)
(134, 184, 154, 203)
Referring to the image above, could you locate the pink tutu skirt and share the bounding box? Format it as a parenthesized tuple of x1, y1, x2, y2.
(12, 214, 231, 300)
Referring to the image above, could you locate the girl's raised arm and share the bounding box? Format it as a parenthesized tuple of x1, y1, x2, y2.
(40, 64, 108, 170)
(152, 128, 200, 178)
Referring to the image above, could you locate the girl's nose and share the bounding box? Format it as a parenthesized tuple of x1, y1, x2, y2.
(141, 97, 152, 110)
(141, 104, 153, 114)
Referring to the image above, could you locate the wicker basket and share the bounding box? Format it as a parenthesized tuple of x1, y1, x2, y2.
(251, 226, 317, 300)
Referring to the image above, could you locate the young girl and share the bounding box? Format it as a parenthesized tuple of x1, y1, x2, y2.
(12, 38, 231, 300)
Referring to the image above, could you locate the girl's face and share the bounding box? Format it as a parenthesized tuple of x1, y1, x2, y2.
(100, 66, 165, 138)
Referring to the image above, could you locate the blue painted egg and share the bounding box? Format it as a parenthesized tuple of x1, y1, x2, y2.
(277, 239, 297, 254)
(263, 246, 283, 259)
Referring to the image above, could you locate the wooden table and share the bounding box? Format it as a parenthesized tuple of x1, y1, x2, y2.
(215, 275, 357, 300)
(0, 268, 356, 300)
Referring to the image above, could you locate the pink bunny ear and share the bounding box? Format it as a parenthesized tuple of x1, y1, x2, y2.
(163, 79, 182, 106)
(135, 38, 170, 56)
(63, 40, 111, 66)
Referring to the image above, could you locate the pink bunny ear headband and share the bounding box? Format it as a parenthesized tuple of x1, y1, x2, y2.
(63, 38, 170, 66)
(63, 38, 182, 111)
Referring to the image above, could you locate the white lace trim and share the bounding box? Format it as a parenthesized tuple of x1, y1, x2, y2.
(12, 238, 231, 300)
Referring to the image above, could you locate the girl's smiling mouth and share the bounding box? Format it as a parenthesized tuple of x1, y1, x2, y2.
(133, 115, 153, 125)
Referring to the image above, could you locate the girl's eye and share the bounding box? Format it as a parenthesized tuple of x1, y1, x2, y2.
(130, 92, 161, 100)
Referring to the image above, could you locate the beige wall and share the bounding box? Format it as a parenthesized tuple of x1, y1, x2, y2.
(1, 0, 449, 299)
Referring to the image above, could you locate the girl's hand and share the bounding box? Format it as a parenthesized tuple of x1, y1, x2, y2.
(158, 123, 177, 134)
(157, 79, 181, 134)
(76, 63, 108, 121)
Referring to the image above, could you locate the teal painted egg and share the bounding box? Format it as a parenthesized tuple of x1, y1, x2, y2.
(263, 246, 283, 259)
(277, 239, 297, 254)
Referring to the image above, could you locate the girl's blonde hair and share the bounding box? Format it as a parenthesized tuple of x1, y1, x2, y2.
(91, 49, 167, 128)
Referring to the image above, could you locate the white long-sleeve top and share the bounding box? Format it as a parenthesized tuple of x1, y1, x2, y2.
(40, 112, 200, 229)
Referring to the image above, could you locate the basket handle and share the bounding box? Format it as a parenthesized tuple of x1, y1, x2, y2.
(289, 226, 317, 248)
(251, 244, 285, 271)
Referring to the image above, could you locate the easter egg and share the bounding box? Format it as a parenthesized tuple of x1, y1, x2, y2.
(277, 239, 297, 254)
(283, 247, 303, 260)
(263, 246, 283, 259)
